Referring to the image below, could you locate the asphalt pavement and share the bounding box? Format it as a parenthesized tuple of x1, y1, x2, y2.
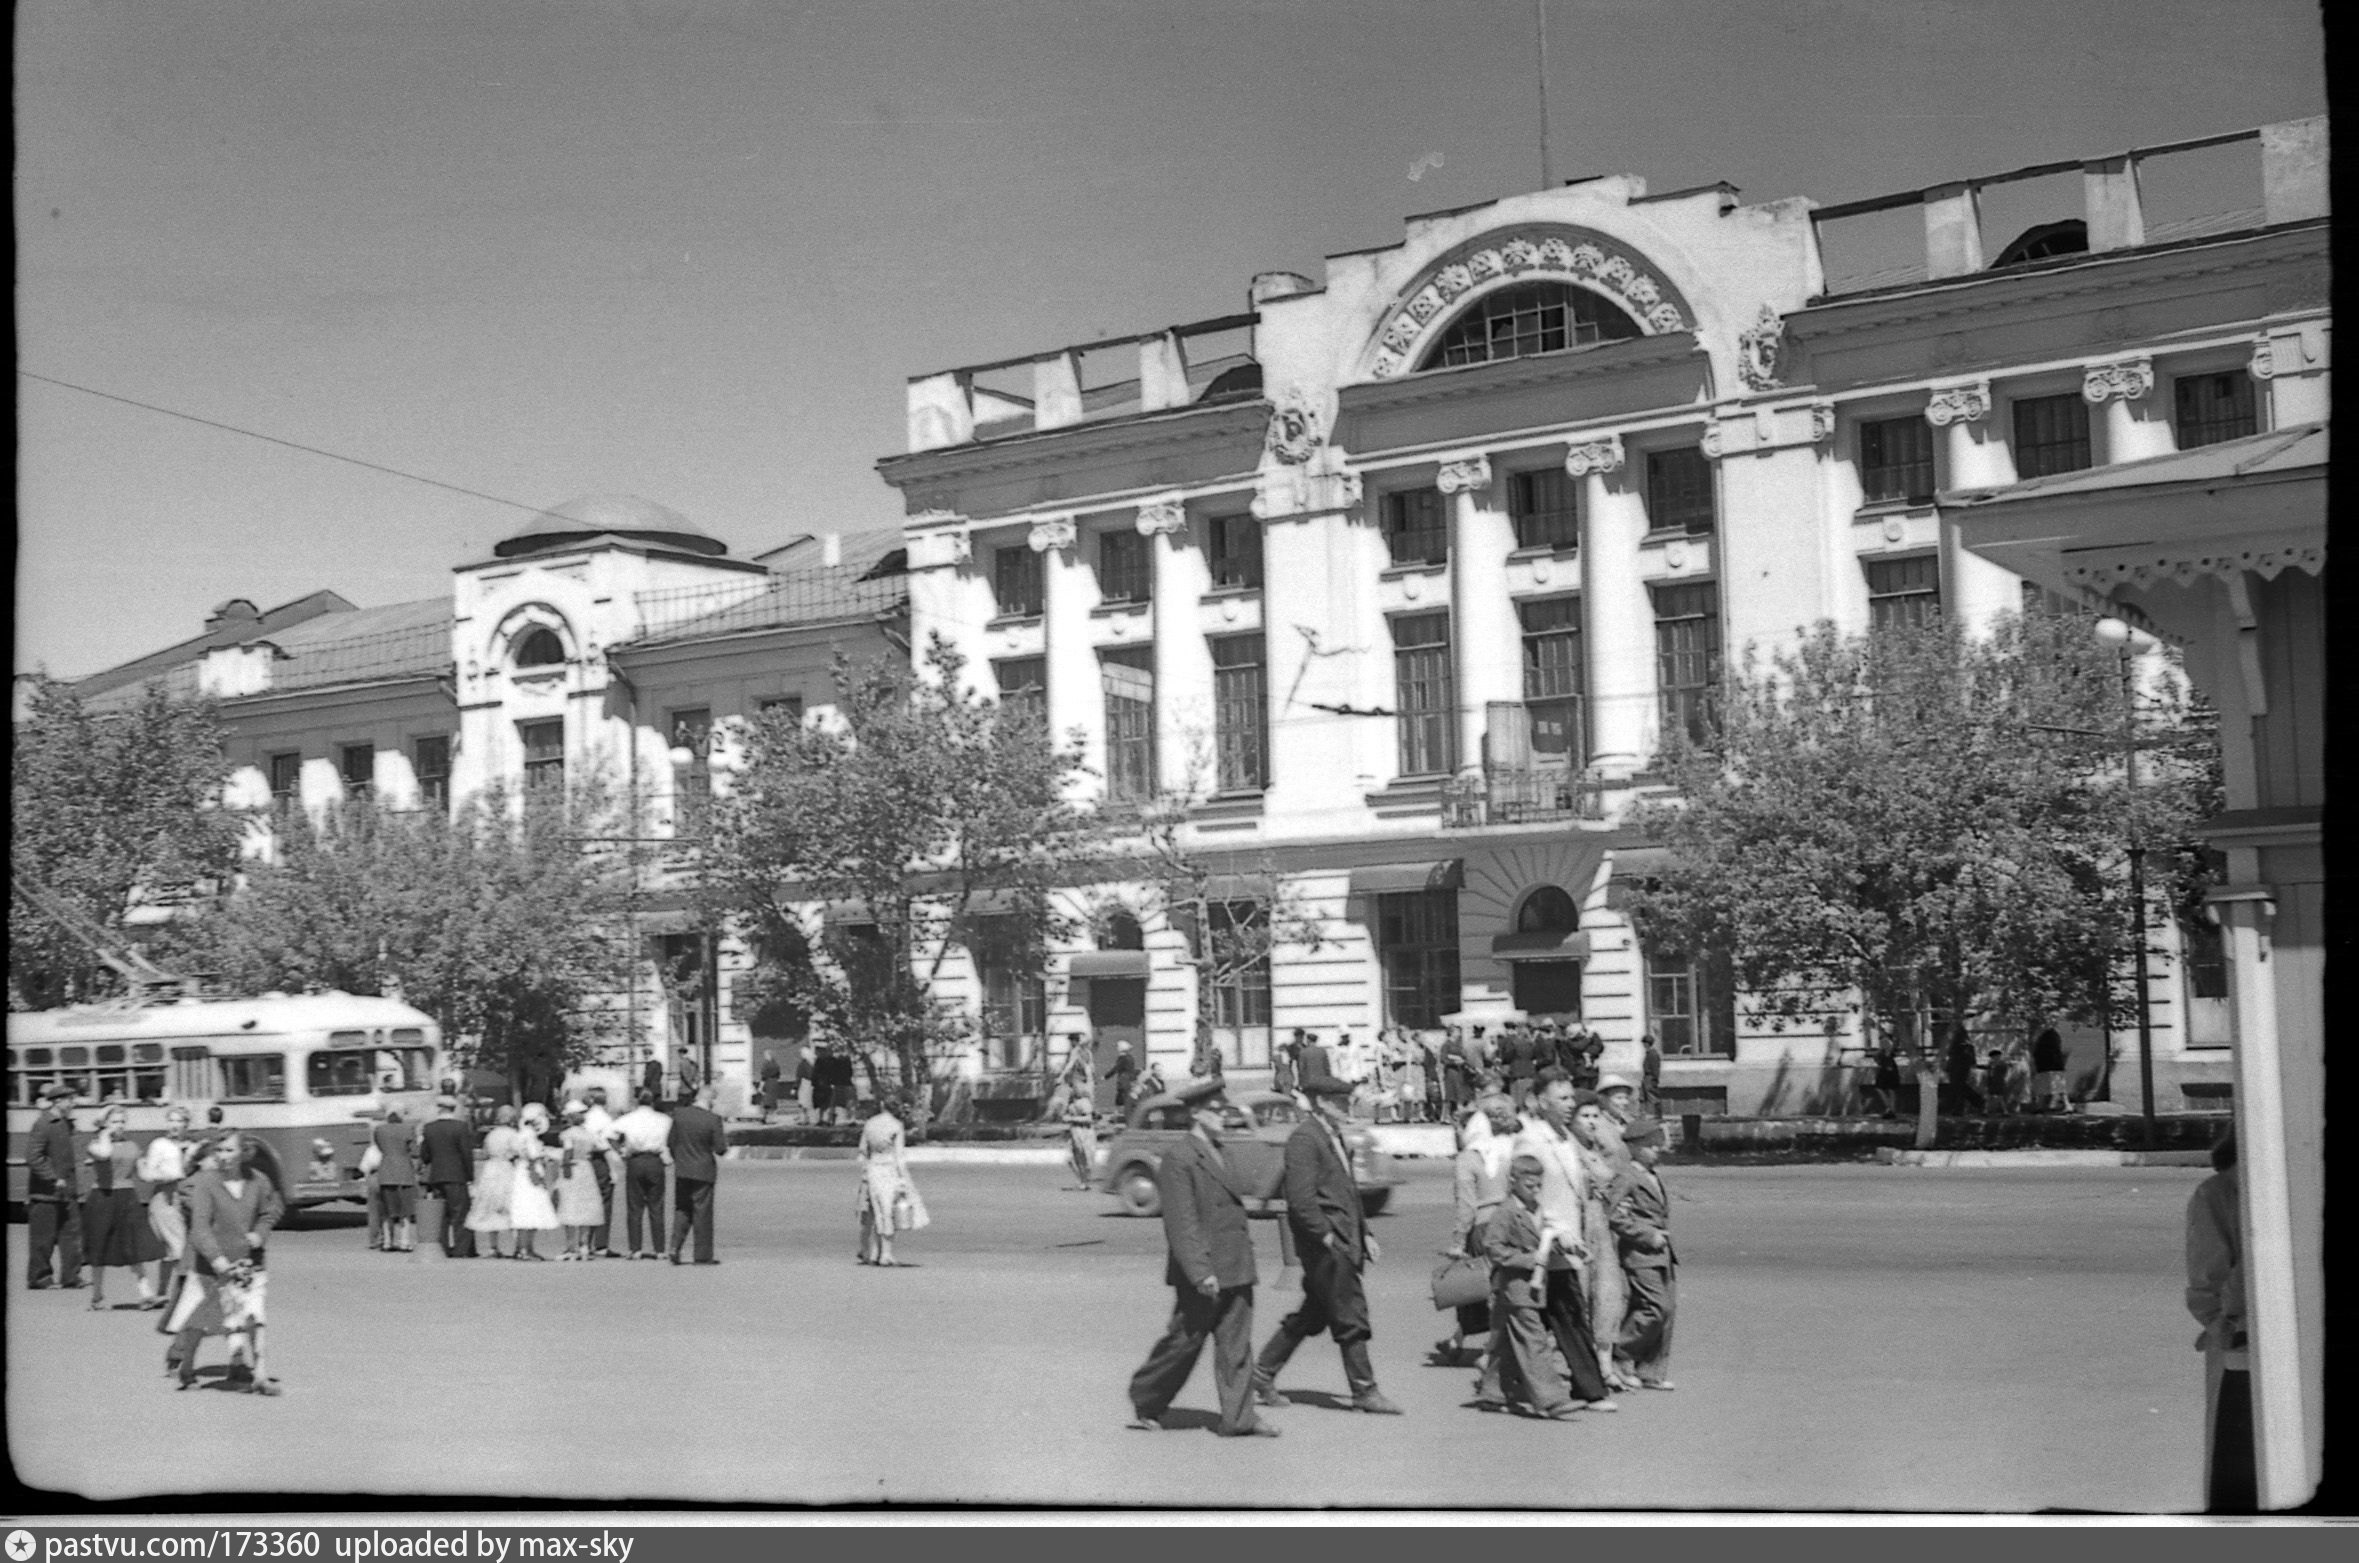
(5, 1159, 2208, 1512)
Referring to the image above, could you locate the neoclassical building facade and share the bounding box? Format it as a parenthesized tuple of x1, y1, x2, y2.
(877, 115, 2327, 1116)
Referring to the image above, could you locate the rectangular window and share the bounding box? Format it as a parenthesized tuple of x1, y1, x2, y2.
(1098, 530, 1150, 606)
(993, 657, 1046, 728)
(1381, 488, 1449, 566)
(1646, 944, 1735, 1057)
(1858, 415, 1936, 504)
(268, 752, 302, 806)
(1101, 647, 1157, 803)
(1210, 634, 1268, 794)
(1208, 900, 1273, 1067)
(412, 736, 451, 809)
(339, 744, 375, 801)
(1510, 469, 1580, 551)
(2185, 917, 2231, 1001)
(1653, 582, 1722, 748)
(972, 918, 1046, 1072)
(1377, 889, 1460, 1030)
(218, 1053, 288, 1102)
(2012, 393, 2093, 478)
(1646, 447, 1715, 536)
(993, 545, 1044, 619)
(670, 708, 712, 831)
(1208, 514, 1263, 591)
(2174, 371, 2259, 449)
(1864, 555, 1942, 632)
(1519, 596, 1585, 764)
(306, 1048, 377, 1098)
(519, 720, 565, 792)
(1392, 612, 1457, 777)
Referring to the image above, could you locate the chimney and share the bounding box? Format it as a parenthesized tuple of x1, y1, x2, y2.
(822, 532, 842, 568)
(205, 599, 260, 631)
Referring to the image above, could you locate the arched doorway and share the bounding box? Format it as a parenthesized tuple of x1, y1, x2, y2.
(1509, 885, 1583, 1017)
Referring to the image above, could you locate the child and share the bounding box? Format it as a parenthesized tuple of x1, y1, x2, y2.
(1607, 1119, 1677, 1390)
(1474, 1154, 1587, 1420)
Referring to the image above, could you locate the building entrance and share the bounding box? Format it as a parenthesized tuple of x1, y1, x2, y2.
(1088, 978, 1147, 1114)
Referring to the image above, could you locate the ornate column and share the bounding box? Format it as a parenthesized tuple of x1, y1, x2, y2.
(1569, 436, 1645, 778)
(1437, 455, 1496, 780)
(2083, 356, 2170, 463)
(2250, 320, 2330, 429)
(1925, 382, 2016, 634)
(1135, 496, 1197, 797)
(1030, 515, 1092, 794)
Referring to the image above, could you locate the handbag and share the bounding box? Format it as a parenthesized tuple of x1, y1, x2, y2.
(359, 1142, 384, 1176)
(1429, 1252, 1492, 1311)
(890, 1189, 916, 1232)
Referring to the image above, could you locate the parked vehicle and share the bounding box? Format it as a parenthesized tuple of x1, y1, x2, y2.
(1090, 1088, 1401, 1219)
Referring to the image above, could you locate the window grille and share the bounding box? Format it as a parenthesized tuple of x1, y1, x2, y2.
(2012, 393, 2092, 478)
(1392, 613, 1456, 777)
(1859, 416, 1936, 504)
(1864, 555, 1942, 632)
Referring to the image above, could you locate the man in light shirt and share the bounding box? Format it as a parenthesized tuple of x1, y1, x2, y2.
(1504, 1071, 1615, 1410)
(610, 1089, 675, 1261)
(581, 1088, 622, 1259)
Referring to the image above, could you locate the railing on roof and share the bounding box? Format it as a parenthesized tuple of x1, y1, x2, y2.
(269, 623, 453, 691)
(907, 312, 1263, 452)
(1809, 117, 2325, 299)
(626, 568, 909, 645)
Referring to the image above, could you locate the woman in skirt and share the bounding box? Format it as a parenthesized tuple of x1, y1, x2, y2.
(465, 1104, 521, 1258)
(504, 1103, 563, 1260)
(855, 1097, 928, 1267)
(137, 1105, 200, 1301)
(83, 1104, 167, 1310)
(553, 1101, 608, 1259)
(165, 1135, 285, 1394)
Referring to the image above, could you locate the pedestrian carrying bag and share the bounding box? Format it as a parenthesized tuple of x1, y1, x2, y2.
(1429, 1253, 1491, 1310)
(890, 1190, 916, 1232)
(359, 1143, 384, 1176)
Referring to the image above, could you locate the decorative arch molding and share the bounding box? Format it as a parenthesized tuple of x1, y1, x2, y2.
(488, 602, 578, 671)
(1365, 224, 1695, 380)
(1460, 840, 1616, 932)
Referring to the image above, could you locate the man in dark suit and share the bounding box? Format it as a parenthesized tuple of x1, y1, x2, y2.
(666, 1086, 730, 1265)
(1251, 1075, 1402, 1415)
(25, 1082, 85, 1289)
(1504, 1025, 1539, 1110)
(1295, 1031, 1333, 1087)
(1606, 1118, 1677, 1390)
(1127, 1078, 1276, 1438)
(417, 1094, 479, 1257)
(640, 1055, 664, 1103)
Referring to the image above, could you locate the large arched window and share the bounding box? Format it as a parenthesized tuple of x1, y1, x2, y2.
(1515, 885, 1581, 934)
(512, 627, 567, 667)
(1419, 282, 1642, 371)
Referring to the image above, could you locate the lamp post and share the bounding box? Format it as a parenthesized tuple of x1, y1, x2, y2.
(2092, 616, 2160, 1150)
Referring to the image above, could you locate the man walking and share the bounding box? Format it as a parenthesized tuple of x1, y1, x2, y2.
(580, 1088, 622, 1257)
(1251, 1075, 1402, 1416)
(25, 1082, 85, 1290)
(1506, 1073, 1616, 1410)
(1640, 1033, 1664, 1116)
(612, 1088, 674, 1260)
(758, 1050, 783, 1123)
(1607, 1118, 1678, 1391)
(666, 1086, 730, 1265)
(418, 1094, 478, 1257)
(1109, 1040, 1139, 1114)
(1127, 1078, 1276, 1438)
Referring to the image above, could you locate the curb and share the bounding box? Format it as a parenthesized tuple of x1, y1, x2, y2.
(1875, 1147, 2213, 1168)
(729, 1145, 1068, 1165)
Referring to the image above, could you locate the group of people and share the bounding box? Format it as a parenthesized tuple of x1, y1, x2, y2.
(1125, 1059, 1677, 1435)
(368, 1084, 732, 1265)
(1857, 1026, 2077, 1118)
(756, 1043, 868, 1126)
(22, 1082, 287, 1395)
(1269, 1022, 1662, 1125)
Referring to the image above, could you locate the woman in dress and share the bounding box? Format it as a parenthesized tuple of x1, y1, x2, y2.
(84, 1104, 167, 1310)
(504, 1103, 562, 1260)
(466, 1104, 520, 1259)
(138, 1105, 200, 1309)
(1437, 1094, 1519, 1366)
(1572, 1091, 1636, 1392)
(855, 1097, 927, 1267)
(165, 1135, 285, 1394)
(553, 1101, 607, 1260)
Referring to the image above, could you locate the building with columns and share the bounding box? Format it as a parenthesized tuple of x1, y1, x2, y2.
(876, 115, 2326, 1117)
(73, 496, 910, 1114)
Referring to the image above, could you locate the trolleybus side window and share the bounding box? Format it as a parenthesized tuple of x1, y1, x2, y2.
(170, 1047, 209, 1101)
(383, 1032, 433, 1091)
(219, 1053, 287, 1102)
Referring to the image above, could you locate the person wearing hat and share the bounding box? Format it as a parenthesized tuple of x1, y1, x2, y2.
(1605, 1118, 1677, 1391)
(1250, 1073, 1403, 1416)
(1595, 1075, 1638, 1171)
(1502, 1073, 1615, 1410)
(418, 1094, 479, 1258)
(1108, 1040, 1140, 1114)
(1476, 1153, 1586, 1419)
(1127, 1077, 1276, 1438)
(666, 1086, 730, 1265)
(554, 1100, 608, 1260)
(25, 1081, 87, 1290)
(368, 1105, 421, 1254)
(580, 1087, 622, 1256)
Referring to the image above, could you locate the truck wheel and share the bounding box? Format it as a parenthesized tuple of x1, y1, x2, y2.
(1117, 1166, 1162, 1219)
(1358, 1187, 1392, 1218)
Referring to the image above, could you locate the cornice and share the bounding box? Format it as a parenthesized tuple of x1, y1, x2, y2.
(875, 398, 1271, 490)
(1336, 332, 1706, 417)
(1787, 222, 2328, 342)
(219, 674, 454, 715)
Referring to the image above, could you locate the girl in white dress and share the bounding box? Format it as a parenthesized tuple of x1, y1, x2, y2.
(465, 1104, 519, 1258)
(855, 1103, 928, 1267)
(505, 1103, 562, 1260)
(553, 1102, 607, 1260)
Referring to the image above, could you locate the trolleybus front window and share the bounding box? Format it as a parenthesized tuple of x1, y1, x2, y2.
(219, 1053, 287, 1102)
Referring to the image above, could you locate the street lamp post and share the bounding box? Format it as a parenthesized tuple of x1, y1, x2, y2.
(2093, 617, 2160, 1150)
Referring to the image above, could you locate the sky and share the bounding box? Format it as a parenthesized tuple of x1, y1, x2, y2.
(13, 0, 2328, 682)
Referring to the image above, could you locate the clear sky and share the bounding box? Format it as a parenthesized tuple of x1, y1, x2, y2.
(14, 0, 2326, 682)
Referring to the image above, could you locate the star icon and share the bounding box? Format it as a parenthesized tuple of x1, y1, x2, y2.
(7, 1529, 38, 1562)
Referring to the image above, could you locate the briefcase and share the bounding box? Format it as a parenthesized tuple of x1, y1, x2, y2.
(1429, 1253, 1492, 1310)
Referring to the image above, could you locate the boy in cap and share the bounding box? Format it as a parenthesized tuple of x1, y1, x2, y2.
(1128, 1077, 1276, 1437)
(1476, 1153, 1584, 1419)
(1606, 1118, 1677, 1390)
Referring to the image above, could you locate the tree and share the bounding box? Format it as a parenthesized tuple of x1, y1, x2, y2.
(198, 783, 637, 1103)
(1624, 608, 2220, 1147)
(699, 636, 1101, 1122)
(10, 676, 245, 1008)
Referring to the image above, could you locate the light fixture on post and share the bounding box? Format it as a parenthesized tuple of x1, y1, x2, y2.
(2092, 614, 2161, 1149)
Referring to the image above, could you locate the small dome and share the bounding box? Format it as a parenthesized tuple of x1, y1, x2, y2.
(494, 495, 727, 558)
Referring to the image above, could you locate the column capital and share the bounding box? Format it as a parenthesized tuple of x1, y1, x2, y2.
(1925, 381, 1990, 427)
(1027, 515, 1076, 554)
(1134, 496, 1189, 537)
(1564, 435, 1625, 478)
(1436, 454, 1493, 496)
(2081, 356, 2154, 405)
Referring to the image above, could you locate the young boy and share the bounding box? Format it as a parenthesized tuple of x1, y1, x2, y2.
(1607, 1119, 1677, 1390)
(1475, 1154, 1587, 1420)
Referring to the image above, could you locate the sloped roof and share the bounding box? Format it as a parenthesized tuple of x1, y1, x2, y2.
(1939, 423, 2324, 509)
(69, 589, 355, 702)
(259, 597, 453, 692)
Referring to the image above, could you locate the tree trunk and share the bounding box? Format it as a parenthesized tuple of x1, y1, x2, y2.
(1912, 1059, 1941, 1150)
